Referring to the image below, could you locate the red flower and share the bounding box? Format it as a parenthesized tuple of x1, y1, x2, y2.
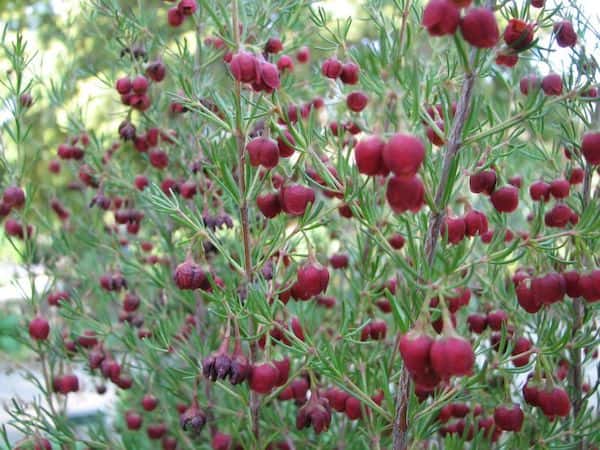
(460, 8, 499, 49)
(422, 0, 460, 37)
(503, 19, 535, 51)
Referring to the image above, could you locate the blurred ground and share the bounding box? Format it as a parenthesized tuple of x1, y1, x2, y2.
(0, 263, 114, 445)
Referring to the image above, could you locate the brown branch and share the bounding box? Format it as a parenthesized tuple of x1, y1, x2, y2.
(570, 101, 598, 448)
(424, 69, 475, 264)
(397, 0, 412, 68)
(391, 15, 482, 449)
(391, 369, 410, 450)
(230, 0, 260, 444)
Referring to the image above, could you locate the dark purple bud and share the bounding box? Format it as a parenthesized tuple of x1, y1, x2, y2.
(229, 352, 251, 385)
(296, 395, 331, 434)
(180, 401, 206, 436)
(118, 120, 137, 141)
(215, 353, 232, 380)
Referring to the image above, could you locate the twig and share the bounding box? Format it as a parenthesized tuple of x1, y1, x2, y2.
(193, 16, 204, 82)
(391, 368, 410, 450)
(230, 0, 260, 443)
(391, 6, 484, 446)
(424, 65, 476, 264)
(397, 0, 412, 68)
(38, 351, 59, 419)
(570, 101, 598, 449)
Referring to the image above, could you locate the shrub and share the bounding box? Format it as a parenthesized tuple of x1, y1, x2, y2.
(0, 0, 598, 448)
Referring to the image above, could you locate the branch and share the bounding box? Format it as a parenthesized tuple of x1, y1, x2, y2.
(424, 68, 476, 265)
(570, 102, 598, 449)
(230, 0, 261, 443)
(397, 0, 412, 68)
(392, 9, 484, 446)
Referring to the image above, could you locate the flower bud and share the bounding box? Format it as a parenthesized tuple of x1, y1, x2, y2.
(180, 400, 207, 436)
(503, 19, 535, 51)
(460, 8, 499, 49)
(553, 20, 577, 48)
(296, 395, 332, 434)
(422, 0, 460, 37)
(230, 52, 259, 83)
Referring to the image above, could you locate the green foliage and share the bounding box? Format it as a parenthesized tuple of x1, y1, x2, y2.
(0, 0, 599, 449)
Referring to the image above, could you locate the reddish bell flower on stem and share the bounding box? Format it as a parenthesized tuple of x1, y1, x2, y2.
(297, 46, 310, 63)
(142, 394, 159, 411)
(329, 252, 349, 268)
(531, 272, 566, 305)
(265, 37, 283, 54)
(386, 175, 425, 213)
(537, 386, 571, 418)
(490, 185, 519, 213)
(147, 423, 167, 440)
(346, 91, 368, 112)
(178, 0, 197, 16)
(485, 310, 508, 332)
(292, 261, 329, 300)
(246, 137, 279, 169)
(248, 362, 279, 394)
(511, 336, 533, 367)
(470, 169, 496, 195)
(279, 184, 315, 216)
(553, 20, 577, 48)
(3, 186, 25, 209)
(230, 52, 259, 83)
(467, 314, 487, 334)
(529, 180, 551, 202)
(399, 327, 435, 376)
(422, 0, 460, 37)
(503, 19, 535, 51)
(202, 340, 232, 382)
(131, 75, 149, 94)
(321, 58, 342, 78)
(464, 210, 488, 236)
(493, 404, 524, 432)
(429, 316, 474, 379)
(173, 257, 209, 290)
(354, 135, 385, 175)
(255, 61, 281, 91)
(441, 215, 466, 244)
(545, 204, 575, 228)
(257, 192, 282, 218)
(582, 132, 600, 165)
(29, 316, 50, 341)
(520, 74, 540, 95)
(180, 399, 207, 436)
(277, 55, 294, 72)
(146, 60, 166, 82)
(277, 129, 295, 157)
(115, 77, 131, 94)
(125, 410, 143, 430)
(340, 62, 360, 84)
(383, 232, 405, 251)
(460, 8, 500, 49)
(296, 392, 332, 434)
(541, 73, 563, 96)
(211, 432, 233, 450)
(20, 92, 33, 108)
(50, 199, 71, 221)
(273, 357, 290, 386)
(382, 133, 425, 177)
